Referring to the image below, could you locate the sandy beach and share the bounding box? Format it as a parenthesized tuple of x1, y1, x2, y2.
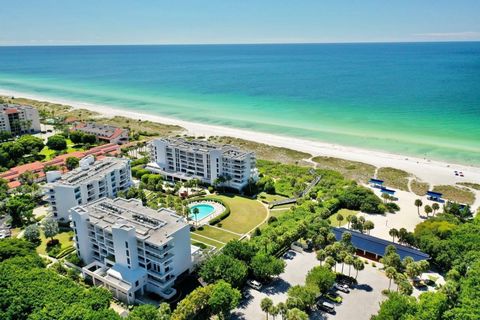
(1, 88, 480, 187)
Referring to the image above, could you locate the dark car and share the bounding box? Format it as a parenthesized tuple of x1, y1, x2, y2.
(283, 251, 295, 259)
(317, 301, 335, 314)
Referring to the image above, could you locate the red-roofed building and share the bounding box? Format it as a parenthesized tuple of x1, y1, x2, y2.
(72, 122, 129, 145)
(0, 143, 120, 189)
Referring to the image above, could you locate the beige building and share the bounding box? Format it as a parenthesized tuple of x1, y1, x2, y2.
(0, 104, 41, 135)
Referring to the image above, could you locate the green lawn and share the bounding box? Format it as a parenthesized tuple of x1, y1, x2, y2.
(190, 233, 225, 249)
(328, 209, 358, 227)
(39, 138, 86, 161)
(193, 225, 240, 243)
(208, 195, 268, 234)
(36, 230, 74, 255)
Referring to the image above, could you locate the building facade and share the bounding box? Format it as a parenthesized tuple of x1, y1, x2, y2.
(73, 122, 129, 144)
(0, 104, 41, 135)
(71, 198, 192, 303)
(147, 138, 258, 190)
(44, 156, 132, 221)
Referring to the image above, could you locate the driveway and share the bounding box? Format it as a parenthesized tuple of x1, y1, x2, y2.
(232, 251, 389, 320)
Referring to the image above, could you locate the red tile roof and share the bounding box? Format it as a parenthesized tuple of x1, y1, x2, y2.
(0, 143, 120, 189)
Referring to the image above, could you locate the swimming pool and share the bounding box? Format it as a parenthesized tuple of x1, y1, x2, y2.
(189, 204, 215, 221)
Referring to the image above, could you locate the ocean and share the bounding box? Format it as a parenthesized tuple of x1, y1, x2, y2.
(0, 42, 479, 165)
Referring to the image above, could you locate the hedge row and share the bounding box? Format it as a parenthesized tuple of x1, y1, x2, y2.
(55, 245, 75, 259)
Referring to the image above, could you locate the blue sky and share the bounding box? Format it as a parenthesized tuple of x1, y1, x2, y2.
(1, 0, 480, 45)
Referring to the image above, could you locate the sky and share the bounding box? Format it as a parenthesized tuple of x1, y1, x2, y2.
(1, 0, 480, 45)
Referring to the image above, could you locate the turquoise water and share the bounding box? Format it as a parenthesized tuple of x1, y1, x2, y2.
(0, 43, 479, 165)
(189, 204, 215, 221)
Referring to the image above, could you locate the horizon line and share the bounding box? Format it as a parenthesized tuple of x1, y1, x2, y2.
(1, 39, 480, 47)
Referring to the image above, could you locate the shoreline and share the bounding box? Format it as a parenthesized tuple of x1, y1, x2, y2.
(1, 88, 480, 186)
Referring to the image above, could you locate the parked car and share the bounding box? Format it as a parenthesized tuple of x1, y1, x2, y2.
(283, 251, 295, 259)
(334, 282, 350, 293)
(247, 280, 262, 290)
(317, 301, 335, 314)
(325, 292, 343, 304)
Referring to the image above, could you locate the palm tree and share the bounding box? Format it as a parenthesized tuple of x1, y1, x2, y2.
(389, 228, 399, 243)
(269, 305, 279, 320)
(353, 258, 365, 279)
(364, 220, 374, 235)
(424, 205, 433, 217)
(190, 207, 200, 227)
(381, 192, 390, 203)
(414, 199, 423, 215)
(385, 267, 396, 291)
(432, 202, 440, 215)
(344, 255, 355, 276)
(346, 214, 354, 229)
(336, 213, 344, 226)
(277, 302, 288, 320)
(316, 249, 326, 265)
(261, 298, 273, 320)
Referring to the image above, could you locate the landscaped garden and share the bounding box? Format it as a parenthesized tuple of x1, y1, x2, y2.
(36, 229, 74, 255)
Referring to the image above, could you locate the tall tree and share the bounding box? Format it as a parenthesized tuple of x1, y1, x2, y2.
(42, 218, 59, 242)
(414, 199, 423, 215)
(385, 267, 397, 291)
(208, 280, 241, 320)
(423, 204, 432, 217)
(261, 297, 273, 320)
(336, 213, 344, 227)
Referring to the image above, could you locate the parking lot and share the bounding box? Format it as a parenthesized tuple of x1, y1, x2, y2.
(232, 251, 389, 320)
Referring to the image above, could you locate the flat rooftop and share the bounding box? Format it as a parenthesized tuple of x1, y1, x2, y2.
(51, 157, 128, 186)
(1, 103, 36, 112)
(75, 197, 187, 244)
(160, 137, 253, 160)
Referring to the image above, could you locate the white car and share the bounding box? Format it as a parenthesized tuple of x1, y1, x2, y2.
(247, 280, 262, 290)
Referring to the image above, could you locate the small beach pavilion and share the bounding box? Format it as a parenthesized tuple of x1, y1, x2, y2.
(369, 178, 384, 189)
(427, 191, 443, 202)
(332, 227, 430, 261)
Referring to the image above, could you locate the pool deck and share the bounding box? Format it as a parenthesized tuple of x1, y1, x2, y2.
(188, 200, 225, 226)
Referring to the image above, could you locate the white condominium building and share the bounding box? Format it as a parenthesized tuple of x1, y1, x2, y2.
(0, 104, 41, 135)
(71, 197, 192, 303)
(147, 138, 258, 190)
(44, 156, 132, 221)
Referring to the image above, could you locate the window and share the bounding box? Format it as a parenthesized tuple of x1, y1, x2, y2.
(135, 280, 139, 287)
(127, 258, 130, 265)
(125, 241, 129, 248)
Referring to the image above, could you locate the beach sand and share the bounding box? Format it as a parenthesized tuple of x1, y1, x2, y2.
(1, 88, 480, 188)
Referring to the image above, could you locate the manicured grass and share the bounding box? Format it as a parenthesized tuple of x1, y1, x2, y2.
(457, 182, 480, 191)
(208, 195, 268, 234)
(312, 156, 376, 183)
(377, 167, 411, 191)
(433, 185, 476, 205)
(411, 179, 430, 196)
(328, 209, 358, 227)
(193, 225, 240, 243)
(190, 233, 226, 249)
(39, 139, 85, 161)
(36, 230, 74, 255)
